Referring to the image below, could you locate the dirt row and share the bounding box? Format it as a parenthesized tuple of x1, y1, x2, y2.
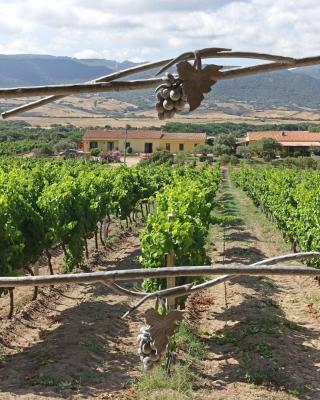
(0, 225, 149, 399)
(185, 172, 320, 399)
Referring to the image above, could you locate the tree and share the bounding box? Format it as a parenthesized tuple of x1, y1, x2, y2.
(236, 145, 252, 159)
(215, 133, 237, 153)
(193, 143, 212, 155)
(249, 138, 282, 160)
(212, 144, 232, 156)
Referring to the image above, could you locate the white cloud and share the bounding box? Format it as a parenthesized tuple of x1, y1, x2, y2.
(0, 0, 319, 61)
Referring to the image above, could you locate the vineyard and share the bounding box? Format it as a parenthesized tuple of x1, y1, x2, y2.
(0, 158, 220, 317)
(231, 164, 320, 256)
(0, 157, 318, 399)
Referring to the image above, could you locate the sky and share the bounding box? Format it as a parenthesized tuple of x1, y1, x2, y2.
(0, 0, 319, 63)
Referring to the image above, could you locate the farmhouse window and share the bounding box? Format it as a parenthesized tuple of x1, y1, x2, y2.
(90, 141, 98, 149)
(107, 141, 114, 151)
(166, 143, 170, 151)
(179, 143, 184, 151)
(144, 143, 153, 153)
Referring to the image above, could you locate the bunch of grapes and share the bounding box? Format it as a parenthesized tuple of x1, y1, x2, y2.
(137, 325, 161, 370)
(155, 73, 188, 120)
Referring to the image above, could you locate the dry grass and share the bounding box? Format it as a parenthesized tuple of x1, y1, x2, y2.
(3, 94, 320, 128)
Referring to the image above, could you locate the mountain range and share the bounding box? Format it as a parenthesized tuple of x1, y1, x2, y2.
(1, 54, 320, 110)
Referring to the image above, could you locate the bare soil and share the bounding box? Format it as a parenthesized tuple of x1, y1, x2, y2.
(186, 170, 320, 399)
(0, 223, 148, 399)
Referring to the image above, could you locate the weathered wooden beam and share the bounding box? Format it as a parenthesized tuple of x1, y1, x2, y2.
(156, 49, 295, 75)
(121, 252, 320, 317)
(1, 57, 174, 119)
(0, 264, 318, 288)
(219, 55, 320, 80)
(0, 78, 163, 99)
(1, 55, 319, 102)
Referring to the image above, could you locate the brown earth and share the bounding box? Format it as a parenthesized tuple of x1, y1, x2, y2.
(0, 222, 148, 399)
(186, 171, 320, 399)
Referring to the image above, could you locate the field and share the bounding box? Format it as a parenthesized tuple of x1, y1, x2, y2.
(0, 157, 319, 400)
(4, 95, 320, 128)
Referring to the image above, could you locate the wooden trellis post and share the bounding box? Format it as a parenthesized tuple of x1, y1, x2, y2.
(166, 250, 176, 309)
(166, 213, 176, 309)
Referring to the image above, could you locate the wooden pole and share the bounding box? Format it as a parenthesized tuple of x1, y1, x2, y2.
(219, 55, 320, 80)
(0, 264, 318, 288)
(2, 55, 320, 101)
(1, 57, 173, 119)
(166, 213, 176, 309)
(166, 250, 176, 309)
(0, 78, 163, 99)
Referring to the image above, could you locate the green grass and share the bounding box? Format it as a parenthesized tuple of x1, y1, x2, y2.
(173, 322, 207, 362)
(134, 322, 205, 400)
(79, 339, 105, 353)
(211, 315, 304, 346)
(135, 364, 197, 398)
(306, 293, 320, 314)
(27, 374, 62, 387)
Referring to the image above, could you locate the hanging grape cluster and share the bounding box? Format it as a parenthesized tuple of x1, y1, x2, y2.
(155, 73, 188, 120)
(137, 325, 161, 370)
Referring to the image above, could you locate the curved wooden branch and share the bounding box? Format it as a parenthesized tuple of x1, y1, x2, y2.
(121, 252, 320, 318)
(0, 78, 163, 99)
(219, 55, 320, 80)
(156, 48, 295, 75)
(1, 55, 319, 103)
(1, 57, 173, 119)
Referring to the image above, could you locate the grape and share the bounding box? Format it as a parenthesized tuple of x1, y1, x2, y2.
(161, 88, 170, 99)
(163, 99, 174, 111)
(155, 76, 188, 120)
(156, 102, 165, 113)
(137, 325, 162, 369)
(170, 87, 181, 101)
(142, 342, 152, 354)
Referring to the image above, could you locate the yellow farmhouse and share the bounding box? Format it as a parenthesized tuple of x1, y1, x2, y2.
(83, 130, 207, 154)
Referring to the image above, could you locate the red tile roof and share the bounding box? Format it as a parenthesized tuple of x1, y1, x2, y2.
(248, 131, 320, 143)
(162, 132, 206, 141)
(84, 130, 206, 142)
(84, 130, 162, 139)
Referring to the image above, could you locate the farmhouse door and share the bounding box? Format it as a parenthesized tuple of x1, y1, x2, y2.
(107, 141, 114, 151)
(144, 143, 153, 153)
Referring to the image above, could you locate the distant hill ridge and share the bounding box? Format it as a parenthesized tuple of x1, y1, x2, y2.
(1, 54, 320, 110)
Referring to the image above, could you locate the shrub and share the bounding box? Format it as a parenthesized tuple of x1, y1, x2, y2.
(193, 143, 212, 155)
(212, 143, 232, 156)
(34, 145, 54, 156)
(229, 155, 239, 165)
(249, 138, 282, 160)
(236, 145, 252, 159)
(90, 148, 101, 157)
(219, 154, 231, 164)
(140, 150, 174, 166)
(177, 152, 186, 164)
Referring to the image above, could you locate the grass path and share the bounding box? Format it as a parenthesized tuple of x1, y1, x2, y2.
(186, 168, 320, 400)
